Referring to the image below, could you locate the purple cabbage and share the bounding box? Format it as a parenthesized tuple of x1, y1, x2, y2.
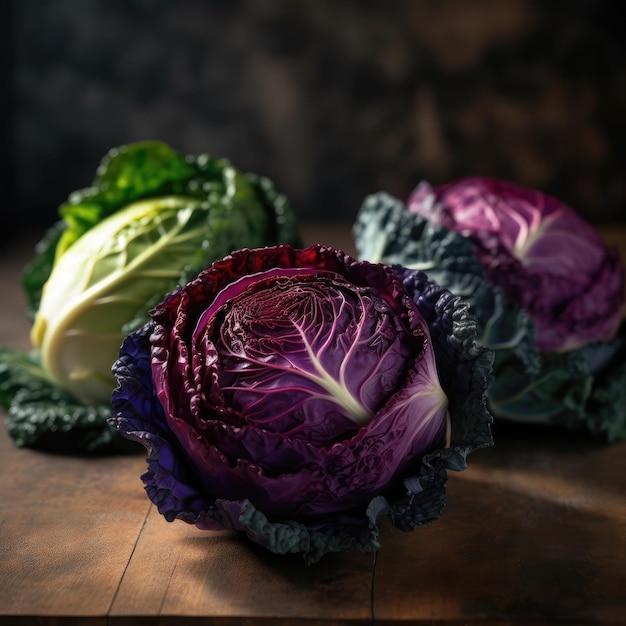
(408, 178, 624, 353)
(109, 245, 492, 562)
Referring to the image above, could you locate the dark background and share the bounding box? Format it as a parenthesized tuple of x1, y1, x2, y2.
(3, 0, 626, 242)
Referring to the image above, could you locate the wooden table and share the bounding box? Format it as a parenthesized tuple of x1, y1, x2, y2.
(1, 225, 626, 626)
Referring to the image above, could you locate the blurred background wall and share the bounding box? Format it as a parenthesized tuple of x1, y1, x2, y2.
(4, 0, 626, 241)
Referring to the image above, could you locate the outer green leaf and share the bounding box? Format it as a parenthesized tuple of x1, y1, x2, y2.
(0, 347, 51, 408)
(488, 348, 592, 425)
(0, 347, 128, 452)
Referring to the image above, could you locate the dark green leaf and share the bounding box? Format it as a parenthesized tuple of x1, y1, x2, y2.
(0, 348, 133, 453)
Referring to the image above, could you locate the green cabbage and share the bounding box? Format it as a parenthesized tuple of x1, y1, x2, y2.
(0, 141, 302, 452)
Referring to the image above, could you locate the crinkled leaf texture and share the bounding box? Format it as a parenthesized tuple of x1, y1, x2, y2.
(2, 141, 302, 452)
(355, 191, 626, 442)
(109, 245, 493, 563)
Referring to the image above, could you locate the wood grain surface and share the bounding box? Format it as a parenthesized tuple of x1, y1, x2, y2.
(1, 225, 625, 625)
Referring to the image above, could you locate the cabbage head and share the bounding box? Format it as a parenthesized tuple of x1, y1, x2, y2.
(354, 182, 626, 442)
(0, 141, 302, 452)
(109, 244, 493, 563)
